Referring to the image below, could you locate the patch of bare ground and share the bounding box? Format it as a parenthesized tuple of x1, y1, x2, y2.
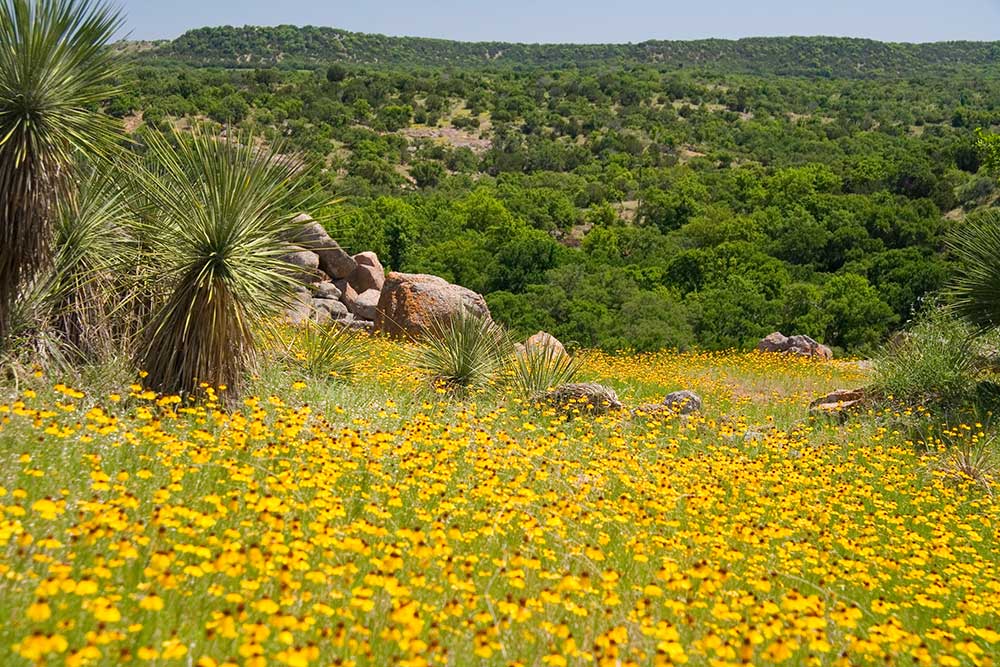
(111, 39, 163, 55)
(394, 163, 417, 185)
(616, 200, 640, 222)
(122, 111, 143, 134)
(400, 125, 492, 153)
(678, 147, 706, 163)
(944, 207, 965, 222)
(787, 112, 835, 124)
(557, 223, 593, 248)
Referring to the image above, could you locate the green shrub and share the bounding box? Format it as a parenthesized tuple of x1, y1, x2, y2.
(872, 308, 982, 408)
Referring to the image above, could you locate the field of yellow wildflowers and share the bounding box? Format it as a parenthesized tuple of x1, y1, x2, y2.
(1, 342, 998, 667)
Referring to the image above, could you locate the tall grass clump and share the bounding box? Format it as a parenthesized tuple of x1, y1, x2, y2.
(872, 308, 982, 409)
(288, 322, 368, 381)
(136, 129, 318, 398)
(509, 344, 583, 398)
(411, 309, 511, 391)
(0, 0, 123, 345)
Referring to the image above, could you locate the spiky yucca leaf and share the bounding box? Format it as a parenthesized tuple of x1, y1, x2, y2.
(137, 129, 317, 398)
(48, 164, 137, 357)
(0, 0, 123, 342)
(411, 309, 511, 390)
(509, 344, 582, 399)
(0, 163, 135, 371)
(948, 210, 1000, 330)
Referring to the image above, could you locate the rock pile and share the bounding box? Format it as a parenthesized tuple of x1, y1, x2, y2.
(757, 332, 833, 360)
(282, 215, 491, 336)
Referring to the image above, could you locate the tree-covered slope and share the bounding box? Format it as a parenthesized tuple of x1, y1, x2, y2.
(145, 25, 1000, 76)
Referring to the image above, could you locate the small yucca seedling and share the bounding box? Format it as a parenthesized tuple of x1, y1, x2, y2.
(509, 344, 582, 399)
(292, 322, 368, 381)
(411, 308, 511, 390)
(930, 436, 999, 498)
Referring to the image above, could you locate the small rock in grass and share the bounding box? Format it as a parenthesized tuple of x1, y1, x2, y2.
(544, 383, 622, 414)
(809, 388, 866, 418)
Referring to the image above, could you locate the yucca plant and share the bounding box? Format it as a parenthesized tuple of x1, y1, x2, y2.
(928, 434, 999, 499)
(948, 210, 1000, 330)
(0, 163, 135, 376)
(48, 164, 137, 358)
(136, 129, 319, 398)
(0, 0, 124, 344)
(509, 344, 583, 399)
(411, 308, 511, 391)
(289, 322, 368, 381)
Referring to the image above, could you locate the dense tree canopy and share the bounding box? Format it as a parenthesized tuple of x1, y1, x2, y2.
(111, 28, 1000, 353)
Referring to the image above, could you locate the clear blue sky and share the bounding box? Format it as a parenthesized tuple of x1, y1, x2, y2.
(116, 0, 1000, 43)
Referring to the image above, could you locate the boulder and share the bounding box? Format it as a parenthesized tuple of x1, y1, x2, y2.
(280, 250, 322, 283)
(632, 403, 668, 417)
(333, 279, 358, 307)
(348, 251, 385, 294)
(374, 272, 491, 338)
(285, 286, 313, 324)
(342, 318, 374, 335)
(290, 213, 356, 280)
(662, 390, 702, 414)
(311, 281, 342, 301)
(544, 382, 622, 415)
(346, 288, 381, 322)
(757, 332, 833, 360)
(633, 390, 702, 417)
(809, 388, 866, 417)
(355, 251, 382, 269)
(523, 331, 566, 357)
(313, 298, 350, 321)
(310, 304, 332, 326)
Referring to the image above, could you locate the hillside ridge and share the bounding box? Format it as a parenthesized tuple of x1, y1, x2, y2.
(138, 25, 1000, 76)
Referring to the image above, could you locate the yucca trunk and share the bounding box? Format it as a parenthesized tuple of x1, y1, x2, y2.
(0, 148, 60, 339)
(141, 274, 254, 397)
